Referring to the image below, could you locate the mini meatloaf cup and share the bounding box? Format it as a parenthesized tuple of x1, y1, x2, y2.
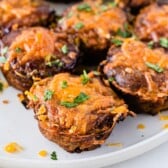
(135, 3, 168, 41)
(58, 1, 128, 52)
(0, 27, 79, 91)
(26, 73, 132, 152)
(0, 0, 54, 35)
(100, 39, 168, 115)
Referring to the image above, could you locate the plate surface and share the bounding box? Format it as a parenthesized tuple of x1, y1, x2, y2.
(1, 3, 168, 168)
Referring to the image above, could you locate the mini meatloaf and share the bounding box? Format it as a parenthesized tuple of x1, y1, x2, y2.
(0, 0, 52, 34)
(58, 1, 127, 51)
(135, 3, 168, 41)
(27, 73, 132, 152)
(0, 27, 79, 91)
(100, 39, 168, 115)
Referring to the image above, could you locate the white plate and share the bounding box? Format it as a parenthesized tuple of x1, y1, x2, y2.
(1, 2, 168, 168)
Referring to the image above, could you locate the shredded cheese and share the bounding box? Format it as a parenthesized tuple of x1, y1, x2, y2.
(4, 142, 23, 153)
(38, 150, 48, 157)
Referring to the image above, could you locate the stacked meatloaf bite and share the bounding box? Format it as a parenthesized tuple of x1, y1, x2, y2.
(135, 3, 168, 41)
(58, 1, 128, 52)
(100, 39, 168, 115)
(27, 73, 132, 152)
(0, 0, 54, 36)
(0, 27, 79, 91)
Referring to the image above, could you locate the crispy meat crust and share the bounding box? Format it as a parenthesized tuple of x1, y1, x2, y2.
(83, 0, 155, 8)
(0, 0, 53, 35)
(100, 39, 168, 114)
(135, 3, 168, 41)
(0, 27, 79, 91)
(58, 1, 127, 51)
(27, 73, 131, 152)
(46, 0, 81, 2)
(122, 0, 155, 7)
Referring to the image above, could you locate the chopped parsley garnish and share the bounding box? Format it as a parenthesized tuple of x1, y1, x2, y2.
(61, 80, 68, 89)
(15, 47, 22, 53)
(50, 151, 57, 160)
(117, 23, 132, 38)
(1, 47, 8, 56)
(67, 11, 73, 18)
(61, 45, 68, 54)
(44, 90, 54, 101)
(77, 3, 92, 12)
(61, 92, 90, 108)
(108, 1, 117, 7)
(60, 101, 78, 108)
(0, 56, 7, 63)
(0, 47, 8, 63)
(0, 82, 3, 92)
(33, 95, 38, 101)
(108, 77, 115, 82)
(101, 5, 108, 11)
(73, 92, 89, 104)
(145, 62, 164, 73)
(159, 37, 168, 48)
(93, 70, 100, 76)
(46, 59, 63, 67)
(74, 22, 84, 30)
(81, 70, 90, 85)
(147, 41, 154, 49)
(111, 38, 123, 47)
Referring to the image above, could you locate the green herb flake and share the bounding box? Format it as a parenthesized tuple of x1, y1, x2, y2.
(46, 59, 63, 68)
(60, 101, 78, 108)
(15, 47, 22, 53)
(100, 5, 108, 11)
(61, 92, 90, 108)
(93, 70, 100, 76)
(74, 22, 84, 30)
(33, 95, 38, 101)
(67, 11, 73, 18)
(74, 92, 90, 103)
(111, 38, 123, 47)
(117, 23, 132, 38)
(77, 3, 92, 12)
(81, 70, 90, 85)
(145, 62, 164, 73)
(61, 45, 68, 54)
(0, 82, 3, 92)
(50, 151, 57, 160)
(0, 56, 7, 63)
(159, 37, 168, 48)
(117, 28, 132, 38)
(108, 1, 117, 7)
(147, 41, 154, 49)
(1, 47, 8, 56)
(44, 90, 54, 101)
(61, 80, 68, 89)
(108, 77, 115, 82)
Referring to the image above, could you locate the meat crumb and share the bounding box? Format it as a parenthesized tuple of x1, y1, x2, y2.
(2, 100, 9, 104)
(106, 143, 123, 147)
